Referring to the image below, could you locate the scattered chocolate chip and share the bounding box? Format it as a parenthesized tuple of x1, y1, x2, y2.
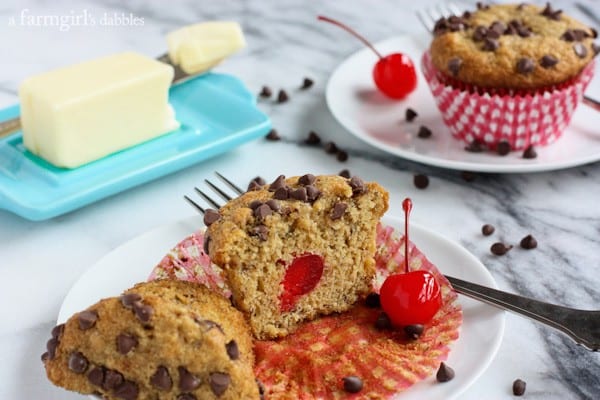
(513, 378, 527, 396)
(342, 376, 364, 393)
(273, 186, 289, 200)
(103, 370, 124, 391)
(249, 200, 263, 210)
(413, 174, 429, 189)
(496, 141, 512, 156)
(132, 302, 153, 323)
(113, 380, 139, 400)
(78, 310, 99, 330)
(540, 55, 559, 68)
(46, 338, 59, 360)
(465, 140, 486, 153)
(177, 394, 197, 400)
(151, 366, 173, 391)
(540, 3, 562, 20)
(339, 169, 351, 179)
(405, 108, 418, 122)
(203, 209, 220, 227)
(251, 225, 269, 241)
(304, 131, 321, 145)
(349, 176, 366, 196)
(210, 372, 231, 397)
(265, 199, 280, 211)
(203, 235, 211, 254)
(68, 351, 89, 374)
(462, 11, 472, 19)
(365, 292, 380, 308)
(247, 180, 262, 191)
(447, 57, 462, 76)
(51, 324, 65, 338)
(436, 362, 455, 382)
(298, 174, 316, 185)
(489, 21, 506, 36)
(516, 58, 535, 74)
(482, 224, 495, 236)
(269, 175, 286, 191)
(336, 150, 348, 162)
(330, 202, 348, 220)
(324, 141, 338, 154)
(251, 176, 266, 186)
(520, 234, 538, 249)
(491, 242, 513, 255)
(461, 171, 477, 182)
(276, 89, 289, 103)
(290, 187, 308, 202)
(517, 26, 532, 38)
(473, 25, 488, 41)
(305, 185, 321, 202)
(179, 367, 201, 391)
(483, 37, 500, 51)
(522, 145, 537, 159)
(375, 312, 392, 330)
(265, 129, 281, 141)
(574, 43, 588, 58)
(254, 203, 273, 220)
(259, 86, 272, 98)
(417, 125, 432, 139)
(476, 2, 489, 10)
(404, 324, 425, 339)
(226, 340, 239, 360)
(116, 333, 138, 355)
(562, 29, 590, 42)
(300, 77, 314, 89)
(88, 366, 105, 387)
(120, 293, 141, 309)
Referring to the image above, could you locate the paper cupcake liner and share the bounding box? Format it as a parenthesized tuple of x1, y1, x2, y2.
(421, 51, 595, 150)
(149, 224, 463, 399)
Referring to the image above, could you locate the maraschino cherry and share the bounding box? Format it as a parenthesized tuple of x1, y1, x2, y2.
(280, 254, 324, 312)
(379, 198, 442, 326)
(318, 16, 417, 99)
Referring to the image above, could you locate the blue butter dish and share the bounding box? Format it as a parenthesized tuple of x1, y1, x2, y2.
(0, 73, 271, 221)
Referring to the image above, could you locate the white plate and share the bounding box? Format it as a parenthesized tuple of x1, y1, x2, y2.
(326, 35, 600, 173)
(58, 215, 504, 400)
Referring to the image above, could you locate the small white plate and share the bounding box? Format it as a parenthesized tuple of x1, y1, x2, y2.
(326, 35, 600, 173)
(58, 215, 504, 400)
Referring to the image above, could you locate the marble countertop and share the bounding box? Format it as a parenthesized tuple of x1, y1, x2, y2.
(1, 0, 599, 398)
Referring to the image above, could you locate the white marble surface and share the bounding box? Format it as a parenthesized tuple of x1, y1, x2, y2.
(1, 0, 599, 399)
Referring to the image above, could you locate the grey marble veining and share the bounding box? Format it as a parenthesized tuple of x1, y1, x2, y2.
(1, 0, 599, 399)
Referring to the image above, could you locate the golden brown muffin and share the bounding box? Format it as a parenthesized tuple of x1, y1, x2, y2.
(205, 174, 389, 340)
(430, 3, 598, 89)
(42, 280, 260, 400)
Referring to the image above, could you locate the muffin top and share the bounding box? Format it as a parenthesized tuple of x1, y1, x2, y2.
(429, 3, 599, 89)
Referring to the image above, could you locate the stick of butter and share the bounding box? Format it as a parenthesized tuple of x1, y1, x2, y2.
(19, 52, 180, 169)
(167, 21, 245, 75)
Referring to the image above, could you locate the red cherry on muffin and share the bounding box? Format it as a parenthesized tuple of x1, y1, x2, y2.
(379, 198, 442, 326)
(280, 254, 324, 312)
(318, 16, 417, 99)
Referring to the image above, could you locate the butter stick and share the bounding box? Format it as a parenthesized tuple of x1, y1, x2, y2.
(19, 52, 180, 168)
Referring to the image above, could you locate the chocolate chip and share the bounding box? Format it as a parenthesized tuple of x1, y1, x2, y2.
(276, 89, 289, 103)
(330, 202, 348, 220)
(116, 333, 138, 354)
(447, 57, 462, 76)
(300, 77, 314, 89)
(251, 225, 269, 241)
(324, 141, 338, 154)
(520, 234, 538, 249)
(404, 324, 425, 339)
(465, 140, 486, 153)
(273, 186, 289, 200)
(254, 204, 273, 220)
(485, 29, 501, 40)
(256, 378, 266, 398)
(290, 187, 308, 202)
(51, 324, 65, 338)
(179, 367, 201, 391)
(413, 174, 429, 189)
(265, 129, 281, 141)
(482, 224, 495, 236)
(436, 362, 455, 382)
(461, 171, 477, 182)
(483, 37, 499, 51)
(489, 21, 506, 36)
(78, 310, 98, 330)
(513, 378, 527, 396)
(305, 131, 321, 145)
(339, 169, 351, 179)
(540, 3, 562, 20)
(203, 209, 220, 227)
(405, 108, 418, 122)
(592, 28, 598, 39)
(265, 199, 280, 211)
(210, 372, 231, 397)
(203, 235, 211, 254)
(476, 2, 489, 10)
(592, 43, 600, 56)
(336, 150, 348, 162)
(496, 141, 511, 156)
(249, 200, 263, 210)
(562, 29, 590, 42)
(517, 26, 531, 37)
(516, 58, 535, 74)
(151, 366, 172, 391)
(132, 302, 153, 323)
(113, 380, 139, 400)
(226, 340, 239, 360)
(269, 175, 286, 191)
(473, 26, 488, 41)
(365, 292, 380, 308)
(88, 367, 105, 386)
(305, 185, 321, 202)
(46, 338, 59, 360)
(375, 312, 392, 330)
(342, 376, 363, 393)
(574, 43, 588, 58)
(103, 370, 124, 390)
(177, 394, 197, 400)
(417, 125, 432, 138)
(516, 3, 526, 10)
(68, 351, 89, 374)
(433, 17, 450, 35)
(40, 352, 49, 362)
(349, 176, 366, 196)
(298, 174, 316, 185)
(120, 293, 141, 309)
(462, 11, 472, 18)
(259, 86, 272, 98)
(251, 176, 266, 186)
(491, 242, 513, 255)
(540, 55, 559, 68)
(522, 145, 537, 159)
(194, 319, 224, 333)
(247, 180, 262, 191)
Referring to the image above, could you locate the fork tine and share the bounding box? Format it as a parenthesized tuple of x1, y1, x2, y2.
(194, 187, 223, 209)
(184, 195, 206, 214)
(426, 7, 442, 26)
(204, 178, 234, 202)
(447, 2, 462, 16)
(215, 172, 244, 195)
(417, 10, 433, 33)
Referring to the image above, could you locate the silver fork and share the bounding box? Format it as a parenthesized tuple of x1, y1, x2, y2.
(185, 172, 600, 351)
(416, 2, 600, 112)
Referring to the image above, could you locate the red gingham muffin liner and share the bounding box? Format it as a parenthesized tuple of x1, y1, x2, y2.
(421, 51, 595, 150)
(149, 223, 462, 399)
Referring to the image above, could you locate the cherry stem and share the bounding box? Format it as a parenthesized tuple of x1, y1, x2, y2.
(402, 198, 413, 274)
(317, 15, 384, 60)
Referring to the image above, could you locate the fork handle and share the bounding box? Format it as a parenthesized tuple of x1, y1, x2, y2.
(583, 95, 600, 112)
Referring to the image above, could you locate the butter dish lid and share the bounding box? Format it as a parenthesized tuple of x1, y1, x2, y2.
(0, 73, 271, 221)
